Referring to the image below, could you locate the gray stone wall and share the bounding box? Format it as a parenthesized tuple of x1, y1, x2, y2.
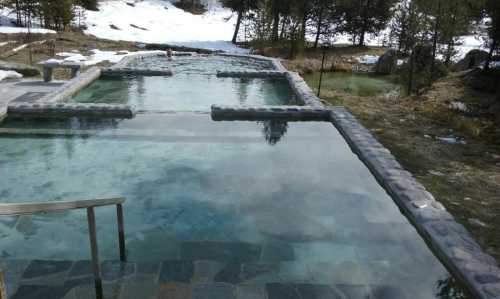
(216, 71, 287, 78)
(102, 68, 173, 77)
(285, 72, 323, 107)
(211, 105, 331, 121)
(7, 103, 135, 118)
(35, 67, 102, 104)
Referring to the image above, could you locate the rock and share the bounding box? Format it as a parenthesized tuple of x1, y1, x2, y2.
(454, 49, 489, 71)
(0, 60, 39, 77)
(375, 49, 398, 75)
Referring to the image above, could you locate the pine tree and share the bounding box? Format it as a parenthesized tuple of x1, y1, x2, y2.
(221, 0, 260, 44)
(336, 0, 397, 46)
(78, 0, 97, 11)
(485, 0, 500, 69)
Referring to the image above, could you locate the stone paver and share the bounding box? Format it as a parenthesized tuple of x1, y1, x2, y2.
(0, 79, 63, 120)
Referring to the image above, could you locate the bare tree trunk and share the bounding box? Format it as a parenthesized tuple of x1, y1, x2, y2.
(431, 0, 442, 79)
(359, 0, 370, 46)
(408, 48, 415, 94)
(314, 6, 324, 49)
(272, 12, 279, 41)
(232, 10, 243, 44)
(485, 38, 498, 70)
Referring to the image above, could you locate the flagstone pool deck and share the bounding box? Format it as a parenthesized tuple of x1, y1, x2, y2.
(0, 79, 64, 120)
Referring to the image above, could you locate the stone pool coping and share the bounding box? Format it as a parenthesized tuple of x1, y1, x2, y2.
(211, 105, 331, 121)
(7, 102, 135, 118)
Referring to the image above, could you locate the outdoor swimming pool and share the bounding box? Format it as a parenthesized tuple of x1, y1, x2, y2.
(71, 75, 298, 111)
(0, 114, 468, 299)
(69, 55, 299, 111)
(0, 53, 477, 299)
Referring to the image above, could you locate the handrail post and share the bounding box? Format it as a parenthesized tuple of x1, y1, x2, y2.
(116, 204, 126, 262)
(87, 207, 103, 299)
(0, 268, 7, 299)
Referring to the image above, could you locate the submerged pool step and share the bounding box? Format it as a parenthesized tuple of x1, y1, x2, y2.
(7, 103, 136, 119)
(3, 258, 405, 299)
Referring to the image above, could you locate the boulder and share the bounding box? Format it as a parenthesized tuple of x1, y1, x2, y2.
(454, 49, 489, 71)
(0, 60, 40, 77)
(375, 49, 398, 75)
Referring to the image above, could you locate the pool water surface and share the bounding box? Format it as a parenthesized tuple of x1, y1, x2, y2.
(0, 114, 468, 299)
(71, 75, 299, 111)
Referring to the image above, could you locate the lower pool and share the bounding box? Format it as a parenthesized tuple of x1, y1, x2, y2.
(70, 75, 299, 111)
(305, 72, 401, 97)
(0, 114, 468, 299)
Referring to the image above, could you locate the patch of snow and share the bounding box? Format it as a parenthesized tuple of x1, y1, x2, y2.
(356, 55, 379, 65)
(49, 49, 165, 66)
(0, 40, 15, 47)
(449, 101, 469, 113)
(0, 26, 55, 34)
(429, 170, 445, 177)
(437, 136, 466, 145)
(0, 70, 22, 81)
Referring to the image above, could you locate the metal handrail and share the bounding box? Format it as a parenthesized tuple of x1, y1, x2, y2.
(0, 197, 127, 299)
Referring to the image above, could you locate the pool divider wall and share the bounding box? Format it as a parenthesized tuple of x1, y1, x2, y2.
(211, 105, 331, 121)
(216, 71, 287, 78)
(101, 68, 173, 77)
(35, 67, 102, 104)
(7, 103, 135, 119)
(329, 107, 500, 299)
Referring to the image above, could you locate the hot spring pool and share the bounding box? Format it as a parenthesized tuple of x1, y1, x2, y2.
(70, 75, 299, 111)
(70, 55, 298, 111)
(0, 114, 468, 299)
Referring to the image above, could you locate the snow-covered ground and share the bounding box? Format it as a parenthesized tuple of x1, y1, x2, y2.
(44, 49, 164, 66)
(0, 27, 56, 34)
(84, 0, 246, 53)
(0, 70, 22, 82)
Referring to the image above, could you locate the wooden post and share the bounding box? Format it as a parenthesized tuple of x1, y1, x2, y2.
(0, 269, 7, 299)
(87, 207, 103, 299)
(116, 204, 126, 262)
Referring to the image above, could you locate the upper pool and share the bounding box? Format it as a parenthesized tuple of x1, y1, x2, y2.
(0, 114, 468, 299)
(69, 55, 299, 111)
(71, 75, 299, 111)
(127, 55, 275, 75)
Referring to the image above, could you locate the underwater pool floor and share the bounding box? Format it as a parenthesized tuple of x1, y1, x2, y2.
(0, 114, 468, 299)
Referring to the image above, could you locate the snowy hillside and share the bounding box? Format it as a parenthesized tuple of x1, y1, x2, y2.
(84, 0, 245, 53)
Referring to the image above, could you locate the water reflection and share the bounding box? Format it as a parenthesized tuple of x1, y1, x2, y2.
(436, 277, 469, 299)
(261, 121, 288, 145)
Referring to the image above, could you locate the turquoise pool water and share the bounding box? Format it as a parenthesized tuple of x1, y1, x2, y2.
(70, 55, 299, 111)
(71, 75, 299, 111)
(127, 55, 274, 75)
(0, 114, 467, 299)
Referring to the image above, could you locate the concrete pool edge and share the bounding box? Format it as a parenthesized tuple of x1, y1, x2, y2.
(329, 106, 500, 299)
